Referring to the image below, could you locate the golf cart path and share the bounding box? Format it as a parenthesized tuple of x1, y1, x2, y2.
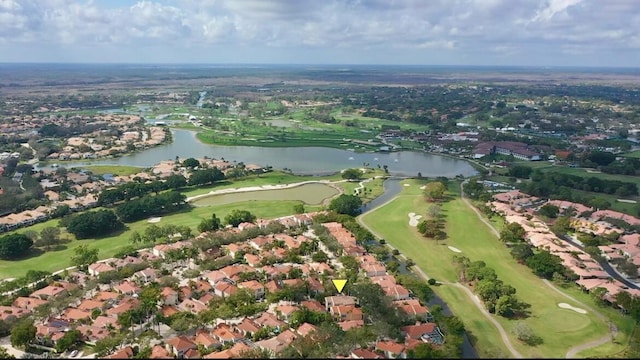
(461, 180, 616, 359)
(357, 196, 523, 359)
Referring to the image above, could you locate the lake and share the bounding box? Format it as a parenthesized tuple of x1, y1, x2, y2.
(51, 129, 477, 177)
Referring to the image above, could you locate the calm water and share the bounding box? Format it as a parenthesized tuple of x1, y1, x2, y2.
(191, 183, 339, 207)
(55, 129, 477, 177)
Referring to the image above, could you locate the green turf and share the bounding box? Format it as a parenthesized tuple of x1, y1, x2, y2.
(0, 200, 317, 279)
(81, 165, 146, 176)
(360, 179, 625, 358)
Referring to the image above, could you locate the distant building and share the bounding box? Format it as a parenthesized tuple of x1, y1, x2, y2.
(473, 141, 542, 161)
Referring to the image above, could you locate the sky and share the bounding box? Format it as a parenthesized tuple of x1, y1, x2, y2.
(0, 0, 638, 67)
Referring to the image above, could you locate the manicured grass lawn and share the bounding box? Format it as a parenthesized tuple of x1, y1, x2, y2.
(82, 165, 146, 176)
(622, 150, 640, 159)
(360, 179, 624, 358)
(0, 200, 315, 279)
(539, 166, 640, 188)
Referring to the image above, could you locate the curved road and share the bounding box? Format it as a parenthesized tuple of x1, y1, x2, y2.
(357, 186, 524, 359)
(460, 180, 617, 359)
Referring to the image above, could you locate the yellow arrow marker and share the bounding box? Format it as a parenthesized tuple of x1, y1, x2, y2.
(332, 279, 348, 293)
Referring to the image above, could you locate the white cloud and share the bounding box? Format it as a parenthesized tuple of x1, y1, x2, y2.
(531, 0, 583, 22)
(0, 0, 638, 66)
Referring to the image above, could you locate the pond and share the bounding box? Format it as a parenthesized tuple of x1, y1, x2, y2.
(46, 129, 477, 177)
(190, 182, 339, 207)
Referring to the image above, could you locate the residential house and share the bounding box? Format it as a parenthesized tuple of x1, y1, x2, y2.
(393, 299, 432, 322)
(401, 323, 445, 345)
(238, 280, 265, 299)
(178, 298, 208, 315)
(211, 323, 243, 344)
(161, 287, 179, 306)
(30, 281, 75, 300)
(115, 281, 141, 295)
(12, 296, 47, 310)
(272, 304, 299, 323)
(295, 322, 319, 337)
(253, 312, 286, 330)
(194, 330, 222, 350)
(330, 305, 363, 322)
(325, 295, 358, 310)
(234, 317, 261, 338)
(133, 268, 157, 283)
(150, 344, 173, 359)
(88, 262, 115, 276)
(106, 346, 134, 359)
(350, 348, 384, 359)
(165, 335, 197, 358)
(213, 282, 239, 298)
(376, 340, 406, 359)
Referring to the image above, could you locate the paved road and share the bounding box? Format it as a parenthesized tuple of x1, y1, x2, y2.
(460, 180, 616, 359)
(0, 336, 25, 358)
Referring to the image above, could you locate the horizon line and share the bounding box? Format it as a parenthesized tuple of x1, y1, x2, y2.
(0, 62, 639, 70)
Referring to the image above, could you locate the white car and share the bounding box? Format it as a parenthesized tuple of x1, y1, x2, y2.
(70, 350, 79, 357)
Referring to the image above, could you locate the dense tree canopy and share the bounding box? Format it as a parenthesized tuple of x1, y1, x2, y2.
(115, 190, 187, 222)
(71, 245, 99, 268)
(64, 209, 124, 239)
(225, 210, 256, 227)
(0, 233, 33, 259)
(423, 182, 447, 202)
(341, 168, 362, 180)
(328, 194, 363, 216)
(188, 167, 225, 186)
(10, 318, 36, 348)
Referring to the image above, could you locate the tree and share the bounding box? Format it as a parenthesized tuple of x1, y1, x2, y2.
(328, 194, 363, 216)
(423, 182, 446, 202)
(513, 322, 542, 346)
(407, 343, 444, 359)
(65, 209, 124, 239)
(71, 245, 99, 268)
(341, 168, 362, 181)
(10, 318, 36, 348)
(525, 251, 564, 279)
(293, 203, 305, 214)
(188, 167, 225, 186)
(537, 204, 560, 219)
(417, 219, 441, 238)
(0, 233, 33, 259)
(508, 165, 533, 179)
(182, 157, 200, 169)
(500, 222, 526, 243)
(55, 329, 82, 353)
(427, 204, 441, 219)
(37, 227, 61, 250)
(619, 261, 639, 278)
(225, 210, 256, 227)
(550, 216, 572, 236)
(510, 243, 534, 262)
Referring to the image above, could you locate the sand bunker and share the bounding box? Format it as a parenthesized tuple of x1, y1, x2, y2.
(419, 186, 426, 190)
(404, 183, 410, 187)
(558, 302, 587, 314)
(408, 212, 423, 227)
(148, 217, 162, 223)
(448, 246, 462, 253)
(618, 199, 638, 204)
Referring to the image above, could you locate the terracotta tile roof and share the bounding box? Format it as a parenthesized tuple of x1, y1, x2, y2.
(166, 335, 197, 352)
